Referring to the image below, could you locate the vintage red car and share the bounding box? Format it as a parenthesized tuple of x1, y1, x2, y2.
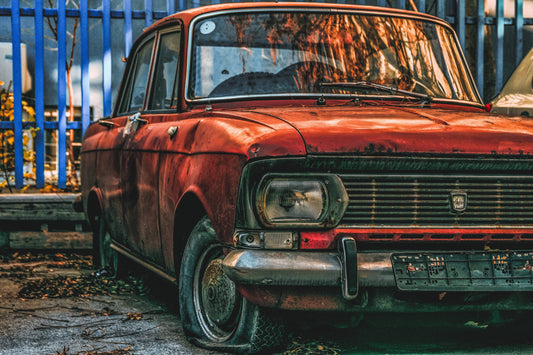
(81, 2, 533, 353)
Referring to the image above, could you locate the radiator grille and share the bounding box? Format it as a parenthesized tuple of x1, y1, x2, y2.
(339, 175, 533, 227)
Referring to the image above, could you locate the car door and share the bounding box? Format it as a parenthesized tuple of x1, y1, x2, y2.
(95, 34, 157, 247)
(121, 28, 181, 265)
(117, 34, 156, 259)
(142, 28, 182, 268)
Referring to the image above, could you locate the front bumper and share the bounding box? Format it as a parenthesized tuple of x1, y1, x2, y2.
(222, 249, 395, 289)
(222, 247, 533, 312)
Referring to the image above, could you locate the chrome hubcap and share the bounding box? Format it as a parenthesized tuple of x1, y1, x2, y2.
(201, 259, 239, 328)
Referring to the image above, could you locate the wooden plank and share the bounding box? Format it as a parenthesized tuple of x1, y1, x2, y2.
(0, 210, 85, 221)
(0, 194, 86, 221)
(0, 201, 76, 209)
(0, 193, 90, 249)
(0, 193, 79, 203)
(9, 231, 92, 249)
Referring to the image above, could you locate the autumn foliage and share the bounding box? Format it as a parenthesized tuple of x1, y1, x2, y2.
(0, 80, 38, 192)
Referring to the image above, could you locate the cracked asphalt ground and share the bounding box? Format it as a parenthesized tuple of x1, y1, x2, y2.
(2, 253, 533, 355)
(0, 253, 218, 355)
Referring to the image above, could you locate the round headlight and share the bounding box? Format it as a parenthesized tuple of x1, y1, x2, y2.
(255, 175, 348, 228)
(264, 180, 326, 222)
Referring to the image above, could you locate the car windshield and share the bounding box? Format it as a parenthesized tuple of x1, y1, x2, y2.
(188, 10, 480, 104)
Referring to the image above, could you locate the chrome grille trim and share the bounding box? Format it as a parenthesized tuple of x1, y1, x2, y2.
(339, 175, 533, 227)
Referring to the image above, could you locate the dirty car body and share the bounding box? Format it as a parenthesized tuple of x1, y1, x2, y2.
(81, 2, 533, 353)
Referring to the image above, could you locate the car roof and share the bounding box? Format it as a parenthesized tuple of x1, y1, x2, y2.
(145, 2, 450, 32)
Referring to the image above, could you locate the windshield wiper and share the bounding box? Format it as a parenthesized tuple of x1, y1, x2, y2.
(320, 81, 432, 104)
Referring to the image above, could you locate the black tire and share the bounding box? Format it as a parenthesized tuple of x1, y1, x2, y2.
(93, 213, 119, 275)
(179, 216, 285, 354)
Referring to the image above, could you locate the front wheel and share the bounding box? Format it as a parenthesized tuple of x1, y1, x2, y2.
(179, 216, 285, 353)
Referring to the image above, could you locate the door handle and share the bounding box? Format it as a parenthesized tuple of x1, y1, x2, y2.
(123, 112, 147, 136)
(128, 112, 147, 125)
(97, 119, 115, 128)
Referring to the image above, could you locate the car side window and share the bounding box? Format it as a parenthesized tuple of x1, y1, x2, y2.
(118, 38, 155, 114)
(149, 31, 181, 110)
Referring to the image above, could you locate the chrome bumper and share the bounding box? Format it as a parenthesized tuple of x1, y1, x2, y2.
(221, 249, 395, 288)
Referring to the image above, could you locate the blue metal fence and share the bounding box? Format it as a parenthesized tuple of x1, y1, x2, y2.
(1, 1, 173, 189)
(0, 0, 532, 189)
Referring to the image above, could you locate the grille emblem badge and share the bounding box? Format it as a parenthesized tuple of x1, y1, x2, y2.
(450, 190, 467, 212)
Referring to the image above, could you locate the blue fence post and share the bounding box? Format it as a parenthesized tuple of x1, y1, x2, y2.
(57, 0, 67, 189)
(145, 0, 153, 28)
(124, 0, 132, 58)
(457, 0, 465, 50)
(476, 0, 485, 100)
(35, 1, 45, 188)
(81, 0, 90, 135)
(516, 0, 524, 65)
(495, 0, 504, 94)
(418, 0, 425, 12)
(167, 0, 175, 15)
(396, 0, 405, 10)
(178, 0, 187, 12)
(103, 0, 112, 117)
(436, 0, 445, 19)
(11, 0, 23, 189)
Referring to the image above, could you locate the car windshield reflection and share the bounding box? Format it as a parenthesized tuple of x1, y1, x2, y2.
(188, 11, 480, 103)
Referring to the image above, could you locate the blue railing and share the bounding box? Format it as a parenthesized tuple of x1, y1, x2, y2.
(2, 1, 173, 189)
(0, 0, 531, 189)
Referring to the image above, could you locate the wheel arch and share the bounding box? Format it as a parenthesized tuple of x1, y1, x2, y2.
(86, 187, 104, 232)
(173, 191, 207, 274)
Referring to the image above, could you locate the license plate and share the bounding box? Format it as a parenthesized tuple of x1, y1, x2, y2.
(391, 251, 533, 291)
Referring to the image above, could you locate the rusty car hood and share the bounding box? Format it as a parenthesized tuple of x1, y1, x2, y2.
(231, 105, 533, 156)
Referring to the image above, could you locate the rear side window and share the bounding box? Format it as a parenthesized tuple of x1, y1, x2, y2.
(118, 38, 155, 114)
(149, 31, 181, 110)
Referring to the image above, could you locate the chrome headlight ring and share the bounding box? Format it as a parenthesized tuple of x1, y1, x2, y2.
(254, 174, 348, 228)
